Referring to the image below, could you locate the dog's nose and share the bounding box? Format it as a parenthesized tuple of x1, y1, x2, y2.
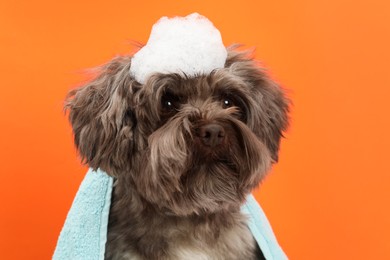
(198, 123, 225, 147)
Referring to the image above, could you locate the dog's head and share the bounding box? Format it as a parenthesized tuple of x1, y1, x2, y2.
(66, 48, 289, 216)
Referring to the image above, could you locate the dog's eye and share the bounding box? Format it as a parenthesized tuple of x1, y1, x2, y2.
(165, 100, 174, 108)
(161, 91, 180, 113)
(220, 94, 248, 121)
(222, 98, 234, 109)
(221, 94, 239, 109)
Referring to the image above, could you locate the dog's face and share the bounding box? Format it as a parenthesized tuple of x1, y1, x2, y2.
(66, 49, 289, 216)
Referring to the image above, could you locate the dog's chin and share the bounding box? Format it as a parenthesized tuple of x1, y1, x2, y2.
(148, 160, 260, 217)
(132, 118, 272, 217)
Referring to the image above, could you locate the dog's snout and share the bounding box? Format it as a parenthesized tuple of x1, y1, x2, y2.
(197, 123, 225, 147)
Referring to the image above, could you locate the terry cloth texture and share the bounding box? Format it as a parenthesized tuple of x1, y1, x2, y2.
(53, 169, 287, 260)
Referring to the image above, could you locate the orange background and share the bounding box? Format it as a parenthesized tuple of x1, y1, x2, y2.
(1, 0, 389, 259)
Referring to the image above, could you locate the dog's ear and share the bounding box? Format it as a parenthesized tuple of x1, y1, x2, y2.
(225, 49, 290, 163)
(65, 56, 137, 174)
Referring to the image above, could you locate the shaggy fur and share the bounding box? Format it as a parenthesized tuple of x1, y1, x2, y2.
(66, 47, 289, 259)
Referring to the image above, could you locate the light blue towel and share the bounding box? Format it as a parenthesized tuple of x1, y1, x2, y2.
(54, 169, 287, 260)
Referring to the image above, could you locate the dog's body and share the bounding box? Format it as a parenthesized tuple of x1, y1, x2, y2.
(106, 187, 260, 259)
(66, 49, 289, 259)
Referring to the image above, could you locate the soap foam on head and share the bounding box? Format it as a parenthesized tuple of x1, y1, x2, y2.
(130, 13, 227, 84)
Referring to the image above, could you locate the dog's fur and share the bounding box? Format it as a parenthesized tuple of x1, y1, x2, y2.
(66, 47, 289, 259)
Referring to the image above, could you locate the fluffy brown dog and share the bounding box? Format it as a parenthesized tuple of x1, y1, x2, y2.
(66, 47, 289, 259)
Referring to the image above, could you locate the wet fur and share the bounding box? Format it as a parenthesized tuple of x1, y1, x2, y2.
(66, 47, 289, 259)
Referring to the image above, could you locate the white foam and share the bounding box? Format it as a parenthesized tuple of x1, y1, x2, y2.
(130, 13, 227, 84)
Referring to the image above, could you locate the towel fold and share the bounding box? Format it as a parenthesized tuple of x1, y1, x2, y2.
(53, 169, 287, 260)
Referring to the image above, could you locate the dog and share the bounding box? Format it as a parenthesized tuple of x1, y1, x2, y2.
(65, 44, 289, 259)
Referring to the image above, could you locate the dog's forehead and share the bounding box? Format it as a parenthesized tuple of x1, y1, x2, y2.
(149, 70, 248, 99)
(181, 76, 213, 98)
